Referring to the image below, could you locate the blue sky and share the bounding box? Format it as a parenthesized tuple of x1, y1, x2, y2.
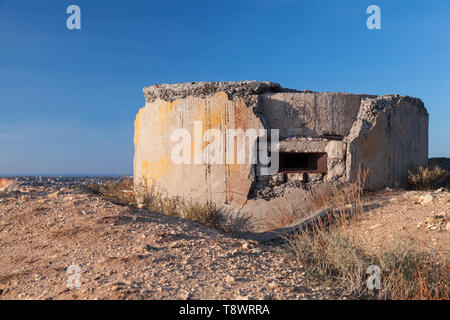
(0, 0, 449, 175)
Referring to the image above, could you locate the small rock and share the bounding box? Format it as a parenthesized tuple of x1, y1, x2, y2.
(369, 223, 381, 230)
(145, 244, 158, 251)
(48, 191, 60, 199)
(427, 215, 444, 223)
(418, 194, 433, 204)
(225, 275, 235, 283)
(180, 291, 192, 300)
(170, 241, 181, 248)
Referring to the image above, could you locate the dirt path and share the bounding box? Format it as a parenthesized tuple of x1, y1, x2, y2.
(0, 185, 333, 300)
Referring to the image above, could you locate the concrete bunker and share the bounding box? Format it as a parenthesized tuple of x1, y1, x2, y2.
(133, 81, 428, 221)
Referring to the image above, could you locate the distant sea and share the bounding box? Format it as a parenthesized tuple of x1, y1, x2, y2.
(0, 174, 133, 177)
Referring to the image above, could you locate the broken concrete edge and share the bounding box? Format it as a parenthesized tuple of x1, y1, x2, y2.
(239, 202, 381, 243)
(360, 94, 428, 120)
(143, 81, 289, 103)
(142, 81, 426, 111)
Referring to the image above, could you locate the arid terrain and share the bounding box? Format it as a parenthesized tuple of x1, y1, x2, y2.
(0, 177, 448, 300)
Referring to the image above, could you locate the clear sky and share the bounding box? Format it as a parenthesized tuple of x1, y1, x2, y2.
(1, 0, 449, 175)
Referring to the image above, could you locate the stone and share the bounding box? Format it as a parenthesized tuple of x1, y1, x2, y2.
(180, 290, 192, 300)
(426, 215, 444, 223)
(419, 194, 434, 205)
(48, 191, 60, 199)
(369, 223, 382, 230)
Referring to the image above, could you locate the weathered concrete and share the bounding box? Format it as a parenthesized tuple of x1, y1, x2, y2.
(134, 81, 428, 221)
(345, 95, 428, 188)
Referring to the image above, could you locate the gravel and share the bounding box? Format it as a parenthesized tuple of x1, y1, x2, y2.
(0, 178, 335, 300)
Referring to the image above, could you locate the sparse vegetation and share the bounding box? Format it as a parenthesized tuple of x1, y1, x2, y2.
(284, 222, 449, 299)
(265, 167, 368, 230)
(408, 165, 448, 190)
(182, 202, 252, 235)
(138, 183, 181, 217)
(282, 168, 449, 300)
(263, 202, 300, 230)
(88, 177, 252, 235)
(87, 176, 135, 205)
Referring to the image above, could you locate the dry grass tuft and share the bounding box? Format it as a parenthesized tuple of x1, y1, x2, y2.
(138, 183, 181, 217)
(408, 165, 448, 190)
(182, 202, 252, 235)
(265, 167, 368, 230)
(87, 176, 135, 205)
(264, 202, 301, 231)
(310, 167, 368, 212)
(88, 178, 252, 236)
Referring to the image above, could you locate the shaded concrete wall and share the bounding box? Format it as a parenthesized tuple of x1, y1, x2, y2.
(258, 92, 373, 139)
(345, 95, 428, 188)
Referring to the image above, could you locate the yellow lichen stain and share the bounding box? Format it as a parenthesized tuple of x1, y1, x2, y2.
(134, 106, 145, 146)
(187, 92, 232, 154)
(141, 155, 170, 181)
(194, 91, 229, 132)
(151, 99, 179, 135)
(228, 163, 242, 172)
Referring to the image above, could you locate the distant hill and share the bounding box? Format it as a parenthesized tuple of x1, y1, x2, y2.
(429, 157, 450, 171)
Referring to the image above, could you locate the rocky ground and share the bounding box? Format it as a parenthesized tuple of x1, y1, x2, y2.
(0, 177, 334, 300)
(0, 177, 448, 300)
(344, 188, 449, 259)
